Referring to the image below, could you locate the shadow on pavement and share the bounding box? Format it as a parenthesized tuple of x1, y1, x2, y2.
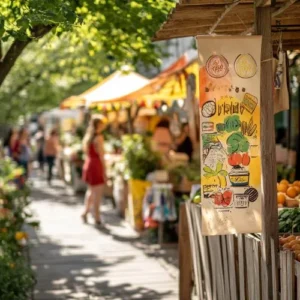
(29, 229, 174, 300)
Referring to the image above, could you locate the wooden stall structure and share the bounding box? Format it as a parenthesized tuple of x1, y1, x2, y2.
(154, 0, 300, 299)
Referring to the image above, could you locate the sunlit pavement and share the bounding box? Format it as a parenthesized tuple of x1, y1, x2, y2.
(28, 176, 178, 300)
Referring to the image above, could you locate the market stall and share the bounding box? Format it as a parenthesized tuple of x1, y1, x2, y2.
(154, 0, 300, 298)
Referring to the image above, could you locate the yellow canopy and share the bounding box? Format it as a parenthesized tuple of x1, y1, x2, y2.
(60, 70, 149, 109)
(83, 70, 149, 107)
(60, 96, 85, 109)
(140, 61, 199, 105)
(96, 51, 199, 106)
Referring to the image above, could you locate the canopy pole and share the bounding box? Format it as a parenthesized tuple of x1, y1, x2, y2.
(255, 4, 279, 299)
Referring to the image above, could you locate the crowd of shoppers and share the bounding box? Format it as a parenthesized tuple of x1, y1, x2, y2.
(3, 126, 60, 184)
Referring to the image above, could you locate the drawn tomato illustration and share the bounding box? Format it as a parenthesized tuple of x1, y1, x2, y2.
(213, 192, 224, 206)
(223, 190, 233, 206)
(228, 153, 242, 166)
(242, 153, 250, 166)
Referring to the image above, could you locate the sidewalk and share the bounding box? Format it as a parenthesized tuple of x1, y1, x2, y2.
(29, 177, 178, 300)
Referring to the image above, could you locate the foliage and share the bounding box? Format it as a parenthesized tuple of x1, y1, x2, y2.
(279, 208, 300, 233)
(277, 164, 295, 183)
(0, 158, 38, 299)
(0, 0, 175, 123)
(104, 134, 122, 154)
(168, 160, 201, 184)
(122, 134, 161, 180)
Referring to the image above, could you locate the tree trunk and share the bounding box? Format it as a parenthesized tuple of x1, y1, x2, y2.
(0, 25, 53, 87)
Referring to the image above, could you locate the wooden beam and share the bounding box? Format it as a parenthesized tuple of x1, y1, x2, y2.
(164, 18, 253, 29)
(242, 0, 298, 34)
(272, 0, 297, 16)
(255, 4, 279, 300)
(207, 0, 240, 34)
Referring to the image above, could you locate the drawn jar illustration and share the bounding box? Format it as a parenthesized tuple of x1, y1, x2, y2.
(229, 166, 249, 187)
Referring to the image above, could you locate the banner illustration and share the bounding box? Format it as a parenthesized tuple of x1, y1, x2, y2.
(197, 36, 262, 235)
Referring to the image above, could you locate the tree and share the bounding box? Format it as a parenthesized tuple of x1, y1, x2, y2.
(0, 0, 175, 88)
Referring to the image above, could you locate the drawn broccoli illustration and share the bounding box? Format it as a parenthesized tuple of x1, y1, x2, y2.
(226, 132, 249, 154)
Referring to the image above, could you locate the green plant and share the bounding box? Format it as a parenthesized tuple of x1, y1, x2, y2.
(168, 160, 201, 184)
(122, 134, 161, 180)
(0, 253, 35, 300)
(279, 208, 300, 233)
(0, 158, 38, 299)
(277, 164, 295, 182)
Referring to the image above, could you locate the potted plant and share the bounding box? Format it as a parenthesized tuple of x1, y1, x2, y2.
(122, 134, 161, 230)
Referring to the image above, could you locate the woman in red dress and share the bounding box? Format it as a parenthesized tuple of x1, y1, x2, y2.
(82, 117, 106, 225)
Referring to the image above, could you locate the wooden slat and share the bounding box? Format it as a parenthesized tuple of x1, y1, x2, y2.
(195, 206, 213, 300)
(238, 234, 246, 300)
(296, 261, 300, 300)
(222, 235, 231, 300)
(191, 207, 205, 299)
(179, 203, 193, 300)
(227, 235, 238, 300)
(214, 236, 226, 299)
(280, 251, 287, 300)
(246, 238, 255, 300)
(271, 239, 278, 300)
(185, 202, 200, 297)
(286, 251, 295, 300)
(253, 240, 261, 300)
(208, 237, 217, 299)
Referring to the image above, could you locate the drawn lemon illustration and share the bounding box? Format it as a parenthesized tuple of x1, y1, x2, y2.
(234, 54, 257, 78)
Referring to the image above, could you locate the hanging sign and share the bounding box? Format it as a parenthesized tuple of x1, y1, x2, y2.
(197, 36, 262, 235)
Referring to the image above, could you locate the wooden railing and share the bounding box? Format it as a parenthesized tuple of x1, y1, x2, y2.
(179, 202, 300, 300)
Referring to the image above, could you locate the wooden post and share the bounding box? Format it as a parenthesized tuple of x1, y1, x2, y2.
(179, 203, 193, 300)
(255, 4, 279, 299)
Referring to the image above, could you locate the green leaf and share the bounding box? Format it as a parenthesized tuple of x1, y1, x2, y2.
(219, 170, 228, 177)
(203, 166, 213, 174)
(216, 161, 223, 173)
(0, 16, 4, 38)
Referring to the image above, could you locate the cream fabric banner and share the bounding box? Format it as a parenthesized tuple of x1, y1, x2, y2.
(197, 36, 262, 235)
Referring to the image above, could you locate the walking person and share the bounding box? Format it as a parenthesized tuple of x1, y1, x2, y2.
(81, 117, 106, 226)
(175, 123, 193, 162)
(44, 129, 59, 185)
(35, 126, 45, 172)
(3, 128, 18, 158)
(14, 128, 31, 177)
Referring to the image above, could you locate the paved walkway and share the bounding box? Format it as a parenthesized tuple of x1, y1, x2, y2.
(29, 178, 178, 300)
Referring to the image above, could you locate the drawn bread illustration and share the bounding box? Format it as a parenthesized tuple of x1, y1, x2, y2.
(202, 101, 216, 118)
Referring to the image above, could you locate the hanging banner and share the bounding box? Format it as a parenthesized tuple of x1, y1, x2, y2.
(197, 36, 262, 235)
